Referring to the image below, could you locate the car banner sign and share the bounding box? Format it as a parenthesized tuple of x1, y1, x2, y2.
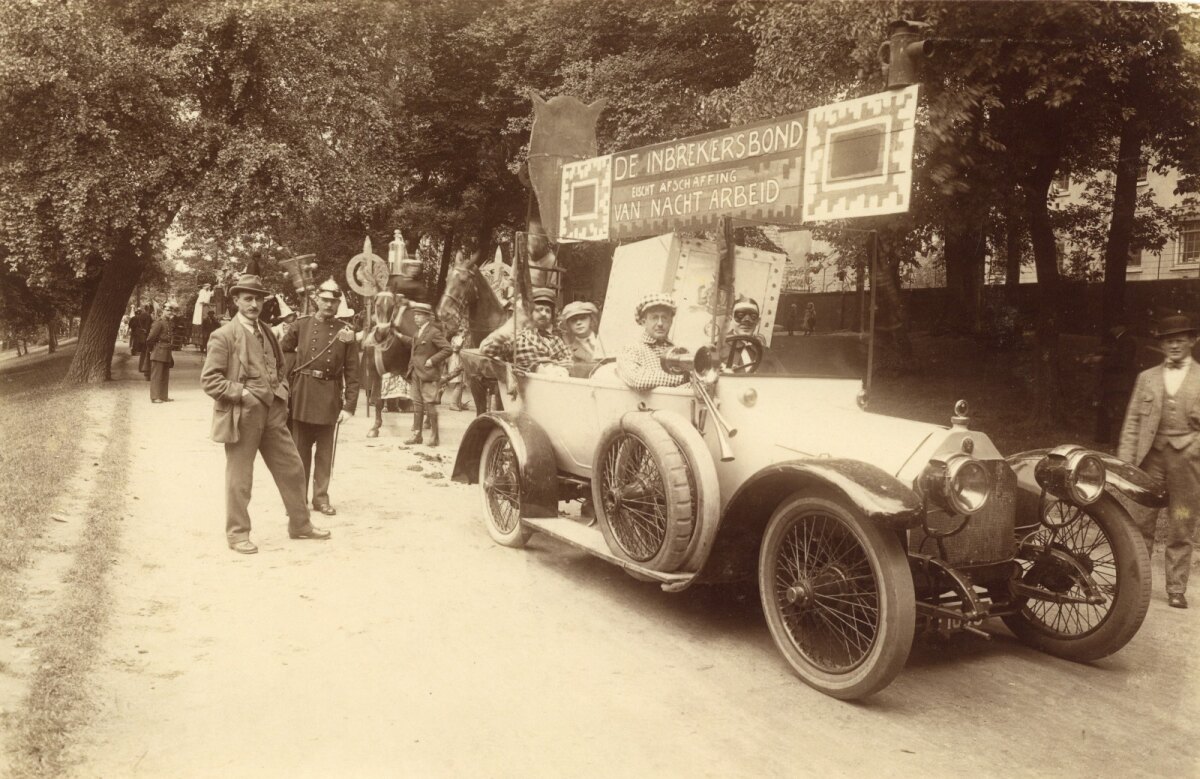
(558, 86, 919, 242)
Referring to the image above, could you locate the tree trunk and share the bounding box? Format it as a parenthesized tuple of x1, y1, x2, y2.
(63, 243, 145, 383)
(45, 310, 57, 353)
(874, 235, 914, 367)
(1101, 118, 1143, 334)
(942, 211, 986, 334)
(1024, 179, 1065, 424)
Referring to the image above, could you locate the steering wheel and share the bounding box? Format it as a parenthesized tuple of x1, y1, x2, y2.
(723, 335, 764, 374)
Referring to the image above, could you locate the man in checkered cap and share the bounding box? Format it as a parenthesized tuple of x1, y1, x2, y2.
(616, 292, 687, 391)
(514, 288, 571, 375)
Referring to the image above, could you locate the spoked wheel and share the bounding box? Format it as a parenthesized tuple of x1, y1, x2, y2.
(592, 414, 694, 572)
(758, 495, 915, 700)
(478, 428, 531, 548)
(1002, 497, 1150, 662)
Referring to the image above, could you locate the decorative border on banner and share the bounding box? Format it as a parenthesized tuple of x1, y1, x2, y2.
(559, 155, 612, 241)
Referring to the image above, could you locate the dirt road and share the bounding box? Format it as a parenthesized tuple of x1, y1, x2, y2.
(71, 351, 1198, 778)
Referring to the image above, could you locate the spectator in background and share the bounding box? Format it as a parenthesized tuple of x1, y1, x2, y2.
(130, 304, 152, 357)
(803, 302, 817, 336)
(1118, 313, 1200, 610)
(788, 302, 799, 336)
(145, 302, 178, 402)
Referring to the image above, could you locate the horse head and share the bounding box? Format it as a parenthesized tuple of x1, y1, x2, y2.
(526, 93, 606, 245)
(437, 250, 478, 334)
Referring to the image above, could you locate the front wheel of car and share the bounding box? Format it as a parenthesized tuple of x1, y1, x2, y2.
(1001, 496, 1150, 662)
(758, 495, 915, 700)
(478, 428, 531, 548)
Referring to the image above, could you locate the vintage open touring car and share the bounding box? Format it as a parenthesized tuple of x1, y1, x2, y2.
(451, 236, 1166, 700)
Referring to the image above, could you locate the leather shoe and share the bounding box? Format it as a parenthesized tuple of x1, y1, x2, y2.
(289, 526, 331, 540)
(230, 540, 258, 554)
(1168, 593, 1188, 609)
(313, 502, 337, 516)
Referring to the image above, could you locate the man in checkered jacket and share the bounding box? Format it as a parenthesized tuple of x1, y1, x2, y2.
(617, 293, 687, 391)
(514, 288, 571, 375)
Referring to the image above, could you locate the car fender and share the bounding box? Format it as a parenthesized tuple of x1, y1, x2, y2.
(697, 459, 924, 584)
(451, 411, 558, 518)
(1006, 449, 1168, 510)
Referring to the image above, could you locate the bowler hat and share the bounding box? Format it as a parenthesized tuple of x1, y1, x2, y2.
(1156, 313, 1197, 339)
(229, 274, 270, 297)
(409, 302, 434, 315)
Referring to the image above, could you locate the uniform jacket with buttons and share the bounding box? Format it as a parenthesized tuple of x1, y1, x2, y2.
(402, 321, 452, 382)
(280, 315, 360, 425)
(201, 318, 289, 444)
(1119, 361, 1200, 465)
(146, 317, 175, 366)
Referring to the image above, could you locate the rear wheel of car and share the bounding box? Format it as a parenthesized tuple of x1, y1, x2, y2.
(592, 413, 694, 572)
(1001, 497, 1150, 662)
(758, 495, 915, 700)
(479, 428, 531, 548)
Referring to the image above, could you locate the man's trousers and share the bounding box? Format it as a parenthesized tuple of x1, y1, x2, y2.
(291, 420, 335, 506)
(224, 396, 312, 544)
(150, 362, 170, 401)
(1138, 444, 1200, 594)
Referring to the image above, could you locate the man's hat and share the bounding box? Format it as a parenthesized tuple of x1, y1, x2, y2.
(229, 274, 270, 297)
(733, 297, 760, 316)
(316, 278, 343, 300)
(1155, 313, 1198, 339)
(530, 287, 557, 308)
(410, 302, 434, 315)
(635, 292, 676, 320)
(560, 300, 598, 323)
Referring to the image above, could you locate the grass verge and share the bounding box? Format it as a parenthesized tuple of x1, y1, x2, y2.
(0, 353, 85, 618)
(8, 385, 130, 777)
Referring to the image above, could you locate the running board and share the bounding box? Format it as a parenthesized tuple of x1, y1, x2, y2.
(521, 517, 696, 591)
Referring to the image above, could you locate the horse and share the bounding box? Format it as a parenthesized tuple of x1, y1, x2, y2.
(435, 93, 606, 411)
(360, 291, 417, 438)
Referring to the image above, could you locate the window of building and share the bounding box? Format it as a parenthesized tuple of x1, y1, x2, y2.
(1179, 219, 1200, 266)
(1051, 172, 1071, 196)
(1128, 245, 1142, 270)
(1136, 161, 1149, 185)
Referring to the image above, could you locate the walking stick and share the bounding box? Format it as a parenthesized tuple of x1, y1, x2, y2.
(331, 419, 342, 470)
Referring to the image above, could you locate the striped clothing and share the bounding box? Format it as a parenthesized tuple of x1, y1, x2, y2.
(616, 334, 687, 390)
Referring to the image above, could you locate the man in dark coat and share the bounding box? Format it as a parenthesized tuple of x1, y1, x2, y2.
(130, 304, 152, 356)
(401, 302, 452, 446)
(1118, 313, 1200, 609)
(280, 279, 360, 515)
(201, 274, 330, 555)
(145, 302, 178, 403)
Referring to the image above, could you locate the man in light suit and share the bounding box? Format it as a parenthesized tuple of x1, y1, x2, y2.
(400, 302, 452, 447)
(200, 274, 331, 555)
(1118, 313, 1200, 609)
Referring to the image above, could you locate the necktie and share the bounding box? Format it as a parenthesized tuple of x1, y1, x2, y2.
(1166, 360, 1185, 370)
(254, 326, 264, 351)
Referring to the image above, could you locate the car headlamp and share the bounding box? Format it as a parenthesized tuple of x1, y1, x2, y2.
(919, 453, 992, 516)
(1034, 445, 1106, 506)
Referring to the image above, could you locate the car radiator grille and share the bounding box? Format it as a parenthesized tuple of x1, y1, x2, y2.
(908, 460, 1018, 566)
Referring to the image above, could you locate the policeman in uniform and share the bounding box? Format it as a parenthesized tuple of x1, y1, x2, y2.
(280, 279, 360, 515)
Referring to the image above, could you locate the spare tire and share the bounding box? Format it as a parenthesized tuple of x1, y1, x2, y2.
(592, 412, 695, 571)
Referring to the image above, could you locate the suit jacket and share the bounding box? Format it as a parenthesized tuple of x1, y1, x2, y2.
(280, 315, 360, 425)
(1118, 362, 1200, 465)
(201, 319, 289, 444)
(403, 322, 452, 382)
(146, 318, 175, 366)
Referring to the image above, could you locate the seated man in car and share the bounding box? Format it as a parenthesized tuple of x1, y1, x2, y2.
(514, 287, 571, 376)
(560, 300, 606, 363)
(616, 293, 688, 390)
(721, 297, 779, 374)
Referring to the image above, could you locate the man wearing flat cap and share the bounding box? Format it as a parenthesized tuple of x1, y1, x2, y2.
(515, 288, 572, 375)
(399, 302, 452, 447)
(201, 273, 331, 554)
(617, 292, 687, 391)
(560, 300, 606, 363)
(280, 278, 359, 516)
(1119, 313, 1200, 609)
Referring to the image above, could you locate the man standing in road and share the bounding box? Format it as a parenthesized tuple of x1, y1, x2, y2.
(616, 292, 687, 391)
(515, 288, 572, 375)
(280, 279, 359, 516)
(401, 302, 452, 447)
(1119, 313, 1200, 609)
(201, 273, 330, 555)
(145, 302, 178, 403)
